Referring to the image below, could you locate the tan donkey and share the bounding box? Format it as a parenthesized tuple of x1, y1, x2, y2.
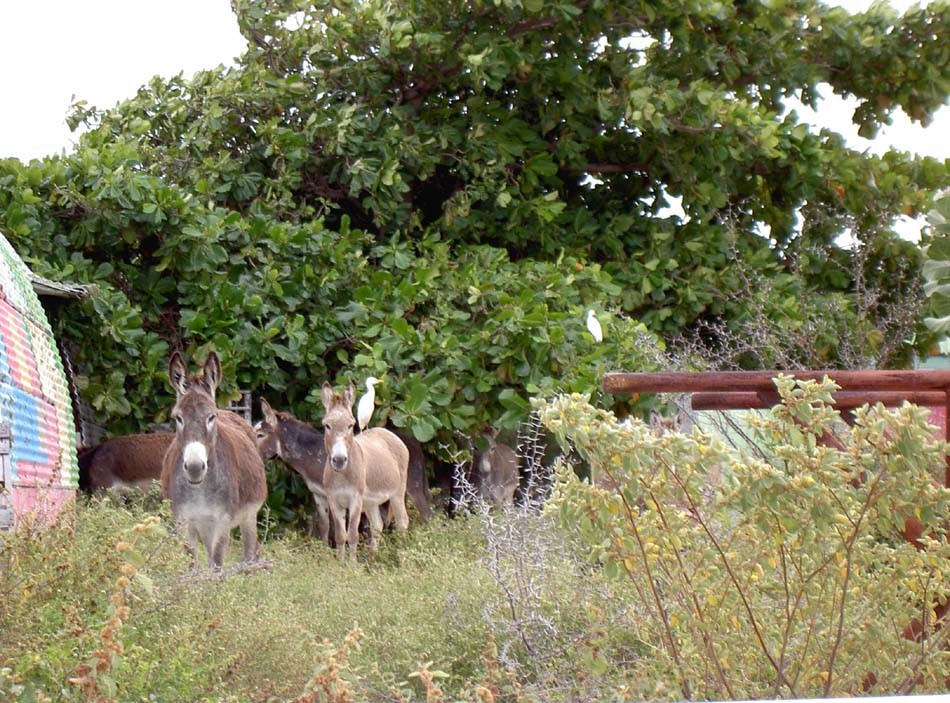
(320, 381, 409, 562)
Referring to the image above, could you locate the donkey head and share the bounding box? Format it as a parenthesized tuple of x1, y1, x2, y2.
(321, 381, 356, 473)
(478, 426, 500, 475)
(168, 351, 222, 485)
(255, 399, 281, 460)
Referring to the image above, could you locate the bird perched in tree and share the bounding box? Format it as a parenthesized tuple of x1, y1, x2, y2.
(357, 376, 382, 431)
(586, 309, 603, 343)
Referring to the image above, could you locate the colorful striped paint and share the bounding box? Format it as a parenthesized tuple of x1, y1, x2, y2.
(0, 233, 78, 527)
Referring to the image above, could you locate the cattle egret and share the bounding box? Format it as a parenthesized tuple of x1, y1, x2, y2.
(586, 309, 603, 343)
(357, 376, 382, 431)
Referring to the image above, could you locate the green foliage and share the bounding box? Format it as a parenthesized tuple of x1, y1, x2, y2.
(923, 192, 950, 334)
(0, 1, 947, 462)
(537, 377, 950, 698)
(2, 147, 664, 446)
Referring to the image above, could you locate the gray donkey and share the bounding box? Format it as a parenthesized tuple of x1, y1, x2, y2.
(161, 351, 267, 572)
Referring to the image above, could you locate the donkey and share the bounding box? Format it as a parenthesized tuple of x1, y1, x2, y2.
(255, 399, 433, 545)
(161, 351, 267, 572)
(256, 398, 332, 544)
(78, 432, 174, 494)
(474, 427, 520, 508)
(321, 381, 409, 562)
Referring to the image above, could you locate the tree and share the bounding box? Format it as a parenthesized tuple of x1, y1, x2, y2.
(923, 192, 950, 333)
(0, 0, 947, 454)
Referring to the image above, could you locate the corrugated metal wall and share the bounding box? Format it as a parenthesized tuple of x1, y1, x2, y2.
(0, 233, 78, 526)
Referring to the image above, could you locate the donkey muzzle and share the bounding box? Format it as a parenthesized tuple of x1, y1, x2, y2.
(330, 454, 348, 472)
(183, 442, 209, 484)
(184, 463, 207, 484)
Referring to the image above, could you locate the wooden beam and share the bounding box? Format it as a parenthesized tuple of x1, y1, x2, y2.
(603, 370, 950, 395)
(690, 390, 948, 411)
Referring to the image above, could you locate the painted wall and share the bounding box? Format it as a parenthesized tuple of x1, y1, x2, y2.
(0, 233, 78, 527)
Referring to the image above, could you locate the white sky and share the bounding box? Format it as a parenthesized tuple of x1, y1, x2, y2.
(0, 1, 246, 161)
(0, 0, 945, 237)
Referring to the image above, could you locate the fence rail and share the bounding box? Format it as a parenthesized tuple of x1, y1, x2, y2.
(603, 369, 950, 486)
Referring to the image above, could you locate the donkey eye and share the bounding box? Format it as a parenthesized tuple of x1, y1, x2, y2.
(207, 414, 217, 429)
(173, 414, 183, 428)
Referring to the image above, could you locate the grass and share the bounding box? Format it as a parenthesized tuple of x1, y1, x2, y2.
(0, 492, 637, 702)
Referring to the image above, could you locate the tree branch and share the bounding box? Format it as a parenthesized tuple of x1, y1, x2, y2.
(581, 162, 651, 174)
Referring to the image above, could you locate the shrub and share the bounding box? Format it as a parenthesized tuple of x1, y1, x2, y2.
(537, 375, 950, 698)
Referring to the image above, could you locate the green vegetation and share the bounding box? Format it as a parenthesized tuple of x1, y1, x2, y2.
(0, 492, 638, 702)
(539, 376, 950, 698)
(3, 380, 950, 700)
(923, 193, 950, 333)
(1, 4, 948, 691)
(0, 0, 946, 459)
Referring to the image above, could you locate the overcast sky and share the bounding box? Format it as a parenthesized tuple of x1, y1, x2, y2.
(0, 1, 945, 237)
(0, 1, 246, 161)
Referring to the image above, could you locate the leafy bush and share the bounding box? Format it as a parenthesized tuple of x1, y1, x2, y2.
(1, 146, 666, 455)
(923, 192, 950, 334)
(537, 376, 950, 698)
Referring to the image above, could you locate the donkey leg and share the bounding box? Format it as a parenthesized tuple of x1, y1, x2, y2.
(239, 508, 260, 563)
(209, 524, 231, 572)
(312, 492, 332, 547)
(329, 500, 348, 561)
(390, 495, 410, 532)
(345, 495, 363, 563)
(365, 503, 384, 554)
(184, 522, 201, 572)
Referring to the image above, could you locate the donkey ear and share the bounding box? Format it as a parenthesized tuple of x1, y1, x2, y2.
(321, 381, 334, 410)
(168, 352, 188, 396)
(202, 351, 221, 396)
(344, 382, 356, 408)
(260, 398, 277, 424)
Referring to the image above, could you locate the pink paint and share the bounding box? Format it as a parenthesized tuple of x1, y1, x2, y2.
(927, 406, 947, 437)
(11, 484, 75, 526)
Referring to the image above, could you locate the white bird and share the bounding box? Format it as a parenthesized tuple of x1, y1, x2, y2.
(357, 376, 382, 431)
(586, 309, 603, 343)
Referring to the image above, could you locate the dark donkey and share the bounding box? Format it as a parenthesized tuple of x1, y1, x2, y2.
(321, 381, 409, 561)
(79, 432, 174, 494)
(161, 351, 267, 571)
(255, 398, 433, 545)
(256, 398, 331, 544)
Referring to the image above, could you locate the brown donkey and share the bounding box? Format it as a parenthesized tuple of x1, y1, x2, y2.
(79, 432, 174, 494)
(161, 351, 267, 572)
(321, 381, 409, 562)
(475, 427, 520, 507)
